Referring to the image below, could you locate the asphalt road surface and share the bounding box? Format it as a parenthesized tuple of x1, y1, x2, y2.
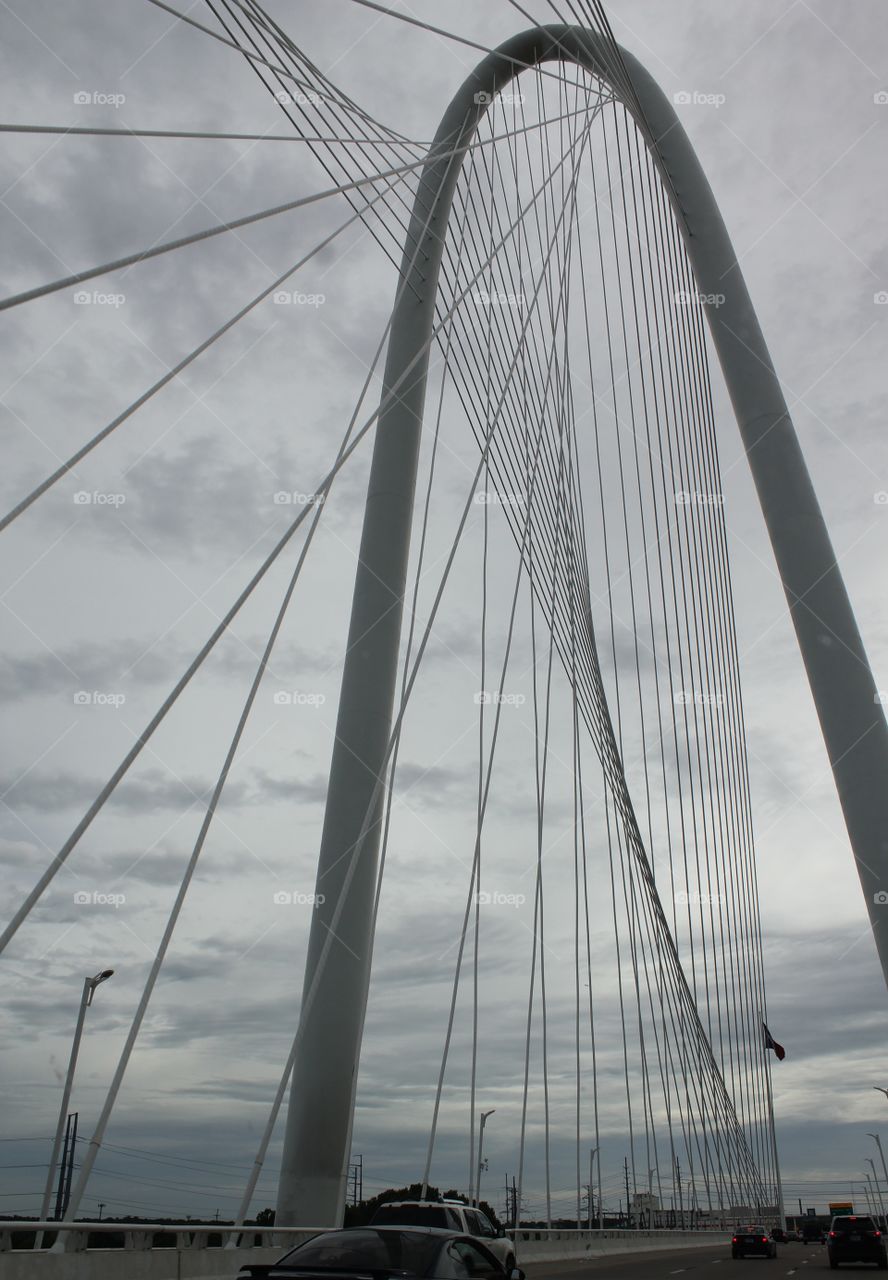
(529, 1242, 836, 1280)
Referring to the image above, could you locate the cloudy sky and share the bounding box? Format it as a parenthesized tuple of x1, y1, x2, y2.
(1, 0, 887, 1229)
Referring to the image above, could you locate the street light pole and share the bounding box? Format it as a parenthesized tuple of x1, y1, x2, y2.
(864, 1173, 879, 1220)
(476, 1110, 495, 1209)
(38, 970, 114, 1226)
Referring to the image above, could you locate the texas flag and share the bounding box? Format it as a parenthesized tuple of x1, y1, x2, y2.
(763, 1022, 786, 1061)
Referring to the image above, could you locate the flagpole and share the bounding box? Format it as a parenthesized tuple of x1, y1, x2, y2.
(761, 1015, 786, 1231)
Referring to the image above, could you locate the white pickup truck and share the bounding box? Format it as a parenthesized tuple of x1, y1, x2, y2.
(370, 1200, 516, 1270)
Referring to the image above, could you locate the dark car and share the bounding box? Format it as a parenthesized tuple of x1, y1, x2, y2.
(801, 1223, 826, 1245)
(827, 1215, 887, 1270)
(771, 1229, 787, 1243)
(236, 1226, 524, 1280)
(732, 1226, 777, 1259)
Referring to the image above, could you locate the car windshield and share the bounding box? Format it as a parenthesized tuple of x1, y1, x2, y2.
(833, 1217, 877, 1233)
(281, 1229, 441, 1274)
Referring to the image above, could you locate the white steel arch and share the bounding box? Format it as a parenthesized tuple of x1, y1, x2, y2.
(275, 24, 888, 1228)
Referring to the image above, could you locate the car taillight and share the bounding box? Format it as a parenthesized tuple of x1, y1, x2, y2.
(829, 1232, 836, 1238)
(762, 1238, 768, 1244)
(732, 1237, 738, 1243)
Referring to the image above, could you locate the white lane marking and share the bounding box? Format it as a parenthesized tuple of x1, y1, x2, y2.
(670, 1270, 686, 1274)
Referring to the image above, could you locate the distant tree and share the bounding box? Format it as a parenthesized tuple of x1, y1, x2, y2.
(255, 1208, 276, 1226)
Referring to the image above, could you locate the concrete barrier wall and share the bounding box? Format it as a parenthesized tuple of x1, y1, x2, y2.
(0, 1231, 728, 1280)
(516, 1229, 726, 1264)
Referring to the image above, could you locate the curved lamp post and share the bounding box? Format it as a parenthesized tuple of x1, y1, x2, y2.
(39, 969, 114, 1225)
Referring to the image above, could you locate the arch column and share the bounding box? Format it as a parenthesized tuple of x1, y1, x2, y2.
(276, 24, 888, 1228)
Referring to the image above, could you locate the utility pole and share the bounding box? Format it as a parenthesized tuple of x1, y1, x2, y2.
(503, 1175, 519, 1231)
(54, 1112, 78, 1221)
(97, 1203, 105, 1221)
(676, 1158, 684, 1230)
(624, 1158, 632, 1230)
(348, 1155, 363, 1207)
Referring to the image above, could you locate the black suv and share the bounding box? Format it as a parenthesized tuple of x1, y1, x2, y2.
(827, 1215, 887, 1269)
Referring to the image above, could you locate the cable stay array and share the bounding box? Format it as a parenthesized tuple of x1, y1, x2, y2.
(0, 0, 780, 1229)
